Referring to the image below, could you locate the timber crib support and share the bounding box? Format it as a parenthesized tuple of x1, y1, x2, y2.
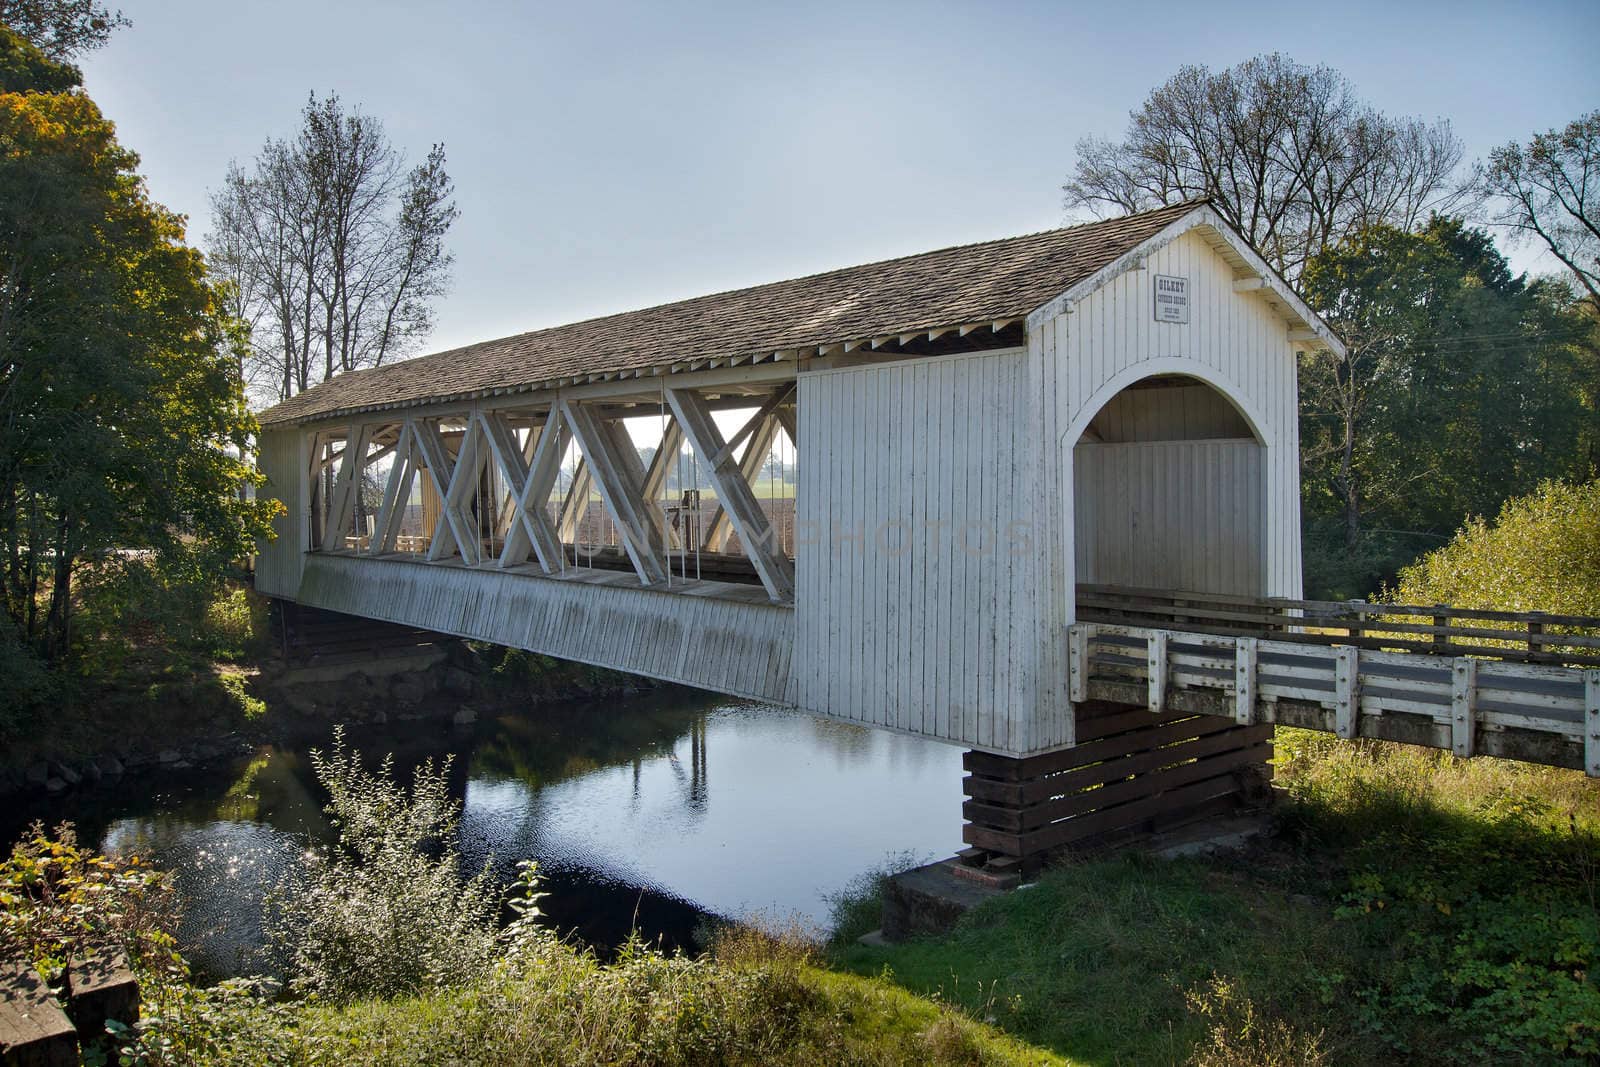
(961, 704, 1272, 873)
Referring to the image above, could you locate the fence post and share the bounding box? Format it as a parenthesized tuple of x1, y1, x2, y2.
(1586, 670, 1599, 778)
(1527, 612, 1546, 663)
(1334, 646, 1360, 739)
(1451, 658, 1477, 759)
(1234, 637, 1258, 726)
(1432, 605, 1450, 655)
(1068, 625, 1091, 704)
(1346, 599, 1365, 643)
(1146, 631, 1168, 713)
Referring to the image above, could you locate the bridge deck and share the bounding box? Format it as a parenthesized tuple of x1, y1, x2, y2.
(1073, 585, 1600, 777)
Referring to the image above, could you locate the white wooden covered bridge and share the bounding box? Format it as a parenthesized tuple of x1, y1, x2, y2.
(254, 201, 1600, 869)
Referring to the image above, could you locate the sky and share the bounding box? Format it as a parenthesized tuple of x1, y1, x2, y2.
(79, 0, 1600, 361)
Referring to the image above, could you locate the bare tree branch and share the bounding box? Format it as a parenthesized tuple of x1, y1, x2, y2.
(1063, 54, 1468, 280)
(206, 93, 458, 407)
(1481, 111, 1600, 305)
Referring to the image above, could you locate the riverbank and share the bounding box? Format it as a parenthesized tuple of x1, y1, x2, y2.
(2, 725, 1056, 1067)
(828, 730, 1600, 1064)
(0, 587, 660, 801)
(154, 931, 1069, 1066)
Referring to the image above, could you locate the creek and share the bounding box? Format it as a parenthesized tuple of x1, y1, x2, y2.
(2, 690, 962, 978)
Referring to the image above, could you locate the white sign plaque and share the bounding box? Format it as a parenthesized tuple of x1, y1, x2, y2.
(1154, 274, 1189, 323)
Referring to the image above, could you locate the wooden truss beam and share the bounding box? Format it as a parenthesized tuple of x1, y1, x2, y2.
(370, 422, 416, 554)
(493, 423, 540, 540)
(322, 423, 372, 550)
(480, 412, 565, 572)
(557, 457, 592, 543)
(666, 387, 794, 601)
(710, 383, 795, 468)
(704, 412, 780, 552)
(559, 399, 669, 585)
(602, 413, 672, 548)
(642, 417, 683, 503)
(410, 418, 477, 565)
(436, 417, 493, 564)
(774, 403, 798, 450)
(641, 417, 686, 548)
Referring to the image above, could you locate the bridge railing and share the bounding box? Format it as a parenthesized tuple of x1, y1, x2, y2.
(1070, 587, 1600, 778)
(1076, 583, 1600, 668)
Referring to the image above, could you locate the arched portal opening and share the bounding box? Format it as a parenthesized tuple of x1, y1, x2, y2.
(1073, 374, 1266, 597)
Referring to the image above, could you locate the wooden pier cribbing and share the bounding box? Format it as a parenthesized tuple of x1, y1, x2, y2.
(962, 702, 1271, 869)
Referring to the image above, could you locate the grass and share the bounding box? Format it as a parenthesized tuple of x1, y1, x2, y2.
(829, 729, 1600, 1065)
(14, 726, 1595, 1065)
(833, 852, 1343, 1063)
(8, 777, 1065, 1067)
(269, 932, 1067, 1066)
(107, 923, 1068, 1066)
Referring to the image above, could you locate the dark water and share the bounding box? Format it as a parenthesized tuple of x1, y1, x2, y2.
(3, 691, 963, 978)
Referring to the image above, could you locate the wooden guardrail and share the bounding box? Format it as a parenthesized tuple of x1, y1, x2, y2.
(1076, 584, 1600, 668)
(1067, 622, 1600, 777)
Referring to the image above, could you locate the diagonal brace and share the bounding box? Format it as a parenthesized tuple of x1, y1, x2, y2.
(560, 399, 669, 584)
(666, 387, 794, 601)
(479, 411, 565, 572)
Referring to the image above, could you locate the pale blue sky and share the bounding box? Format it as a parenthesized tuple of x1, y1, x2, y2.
(81, 0, 1598, 358)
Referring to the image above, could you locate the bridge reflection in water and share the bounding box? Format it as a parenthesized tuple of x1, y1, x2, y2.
(6, 692, 961, 979)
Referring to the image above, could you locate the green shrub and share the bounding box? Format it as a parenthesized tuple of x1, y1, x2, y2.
(262, 728, 503, 1002)
(202, 586, 270, 663)
(1184, 975, 1329, 1067)
(1277, 737, 1600, 1062)
(108, 975, 294, 1067)
(217, 671, 266, 720)
(1390, 478, 1600, 616)
(282, 926, 1044, 1066)
(824, 851, 924, 946)
(0, 822, 176, 982)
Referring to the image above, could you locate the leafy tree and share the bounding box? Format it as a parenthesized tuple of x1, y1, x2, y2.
(0, 0, 126, 60)
(0, 17, 75, 89)
(0, 26, 275, 660)
(1064, 54, 1466, 280)
(1298, 218, 1594, 596)
(1481, 111, 1600, 306)
(208, 93, 458, 405)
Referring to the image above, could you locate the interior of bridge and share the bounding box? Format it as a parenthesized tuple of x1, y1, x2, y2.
(1072, 374, 1266, 598)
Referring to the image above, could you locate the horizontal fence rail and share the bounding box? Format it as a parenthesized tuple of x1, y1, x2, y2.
(1067, 621, 1600, 777)
(1077, 583, 1600, 668)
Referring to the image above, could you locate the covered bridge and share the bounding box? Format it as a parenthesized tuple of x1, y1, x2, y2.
(253, 201, 1598, 869)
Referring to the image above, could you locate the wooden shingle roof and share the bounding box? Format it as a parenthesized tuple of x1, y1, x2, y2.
(258, 200, 1203, 426)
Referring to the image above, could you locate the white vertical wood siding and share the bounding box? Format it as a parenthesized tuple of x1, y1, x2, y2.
(1074, 440, 1264, 594)
(793, 348, 1035, 754)
(1027, 227, 1303, 750)
(254, 427, 306, 598)
(295, 555, 794, 703)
